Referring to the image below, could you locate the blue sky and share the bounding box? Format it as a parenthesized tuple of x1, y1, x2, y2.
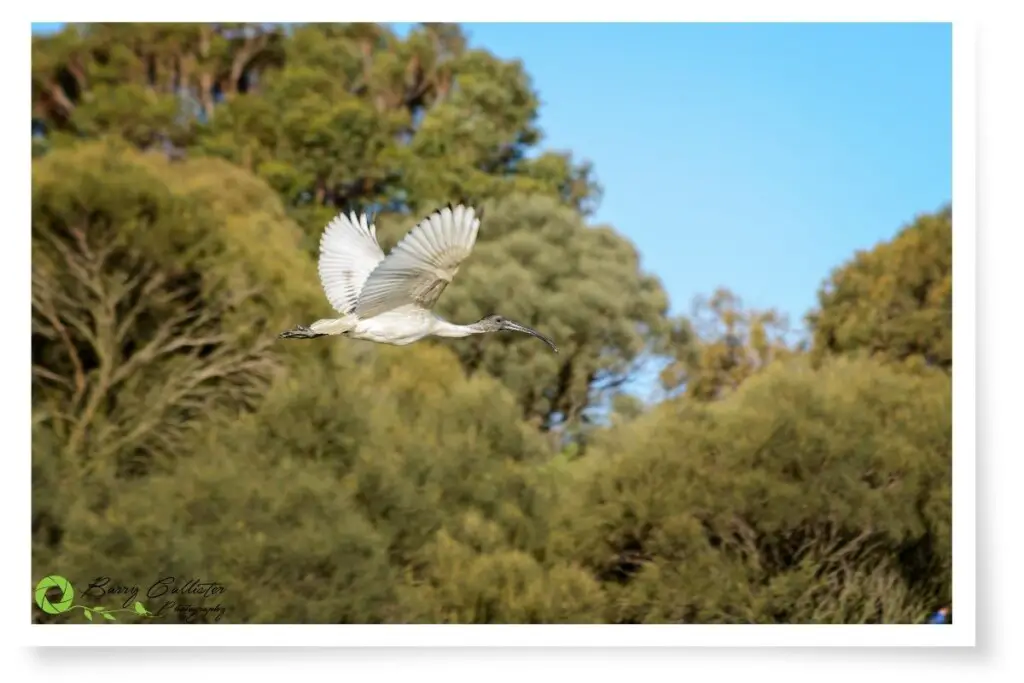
(452, 23, 952, 334)
(32, 22, 951, 341)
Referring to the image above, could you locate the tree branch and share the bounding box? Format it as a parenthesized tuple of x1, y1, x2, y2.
(227, 31, 269, 96)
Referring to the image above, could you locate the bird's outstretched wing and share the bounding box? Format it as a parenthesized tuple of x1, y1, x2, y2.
(318, 211, 387, 315)
(355, 204, 480, 319)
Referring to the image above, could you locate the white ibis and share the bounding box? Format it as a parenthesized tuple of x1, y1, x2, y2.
(280, 204, 558, 352)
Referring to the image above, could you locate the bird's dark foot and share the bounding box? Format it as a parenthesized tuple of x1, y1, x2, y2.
(279, 325, 327, 340)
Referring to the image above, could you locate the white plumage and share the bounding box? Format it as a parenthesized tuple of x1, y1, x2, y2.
(280, 204, 558, 353)
(317, 210, 384, 316)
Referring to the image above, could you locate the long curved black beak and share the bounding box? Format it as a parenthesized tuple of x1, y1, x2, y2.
(501, 320, 558, 353)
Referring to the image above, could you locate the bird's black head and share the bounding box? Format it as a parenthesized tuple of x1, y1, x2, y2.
(475, 314, 558, 353)
(479, 314, 506, 328)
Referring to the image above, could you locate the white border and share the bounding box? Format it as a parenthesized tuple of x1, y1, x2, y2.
(9, 1, 978, 657)
(947, 13, 976, 654)
(23, 624, 974, 647)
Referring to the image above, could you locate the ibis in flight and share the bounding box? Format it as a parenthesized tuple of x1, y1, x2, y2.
(280, 204, 558, 352)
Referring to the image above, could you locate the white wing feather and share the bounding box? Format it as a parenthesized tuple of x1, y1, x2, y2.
(355, 205, 480, 319)
(317, 211, 386, 315)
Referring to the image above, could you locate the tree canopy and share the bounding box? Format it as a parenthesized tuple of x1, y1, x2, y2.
(807, 205, 952, 372)
(32, 22, 600, 224)
(31, 23, 952, 625)
(32, 22, 659, 434)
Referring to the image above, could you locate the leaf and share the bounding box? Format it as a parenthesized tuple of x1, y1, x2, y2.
(92, 605, 105, 611)
(83, 609, 93, 621)
(134, 601, 147, 615)
(103, 613, 116, 621)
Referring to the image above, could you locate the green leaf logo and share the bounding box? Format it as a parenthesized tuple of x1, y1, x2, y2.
(34, 575, 74, 614)
(35, 574, 159, 622)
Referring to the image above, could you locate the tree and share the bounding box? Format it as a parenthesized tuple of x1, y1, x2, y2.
(392, 193, 671, 432)
(659, 287, 795, 401)
(31, 22, 601, 226)
(807, 205, 952, 372)
(31, 23, 659, 435)
(551, 355, 951, 623)
(32, 24, 284, 147)
(32, 141, 593, 624)
(31, 139, 322, 582)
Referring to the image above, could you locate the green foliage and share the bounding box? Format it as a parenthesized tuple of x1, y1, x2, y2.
(553, 356, 950, 623)
(31, 23, 952, 625)
(32, 22, 600, 219)
(413, 193, 669, 430)
(808, 205, 952, 371)
(32, 23, 649, 429)
(659, 287, 796, 402)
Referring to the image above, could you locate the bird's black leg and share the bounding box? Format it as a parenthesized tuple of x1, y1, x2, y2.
(278, 324, 327, 340)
